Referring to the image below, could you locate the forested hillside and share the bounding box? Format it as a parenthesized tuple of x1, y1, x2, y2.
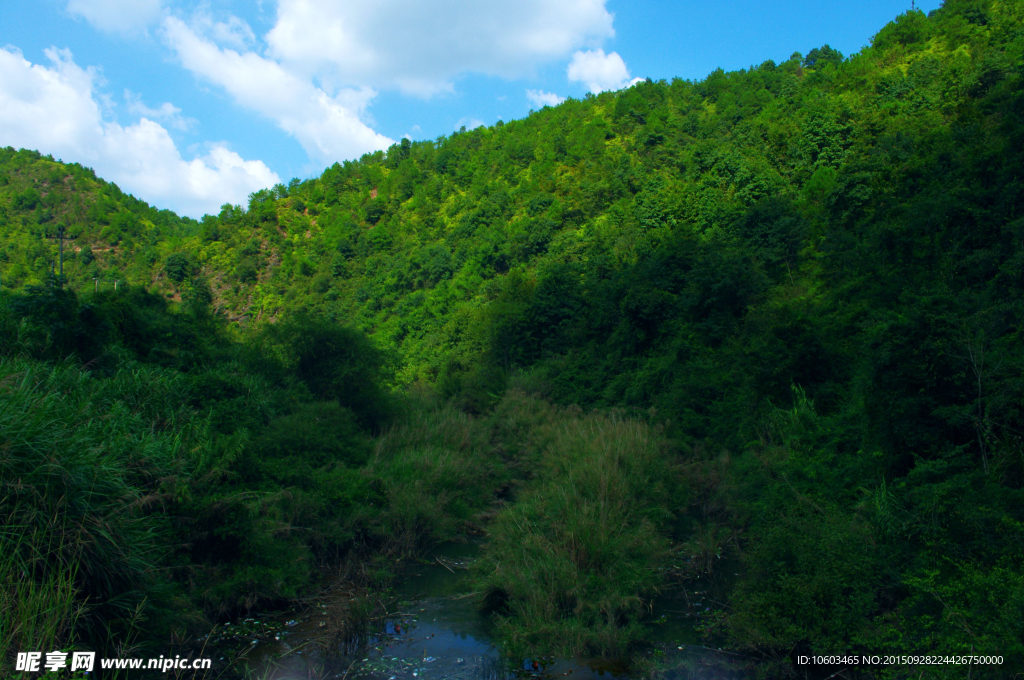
(2, 1, 1023, 677)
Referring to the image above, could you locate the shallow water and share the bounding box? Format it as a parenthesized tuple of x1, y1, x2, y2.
(237, 542, 751, 680)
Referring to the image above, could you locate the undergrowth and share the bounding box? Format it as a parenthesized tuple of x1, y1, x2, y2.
(477, 392, 682, 657)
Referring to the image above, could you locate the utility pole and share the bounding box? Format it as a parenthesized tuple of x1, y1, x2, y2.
(45, 224, 76, 289)
(93, 277, 99, 292)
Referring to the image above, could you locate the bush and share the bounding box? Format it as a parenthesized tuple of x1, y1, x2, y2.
(164, 252, 193, 283)
(0, 287, 109, 362)
(726, 507, 880, 655)
(258, 313, 397, 429)
(235, 258, 258, 283)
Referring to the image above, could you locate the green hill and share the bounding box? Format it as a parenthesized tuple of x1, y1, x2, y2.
(2, 1, 1023, 675)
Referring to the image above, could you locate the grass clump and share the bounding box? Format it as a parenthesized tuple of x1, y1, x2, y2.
(477, 392, 681, 657)
(366, 391, 504, 559)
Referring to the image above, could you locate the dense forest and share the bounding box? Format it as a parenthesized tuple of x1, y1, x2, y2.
(2, 1, 1023, 677)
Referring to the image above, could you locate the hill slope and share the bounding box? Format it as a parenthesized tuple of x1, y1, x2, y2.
(2, 4, 1020, 401)
(2, 0, 1024, 670)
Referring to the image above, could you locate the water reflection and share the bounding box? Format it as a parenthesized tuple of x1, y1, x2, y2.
(241, 541, 750, 680)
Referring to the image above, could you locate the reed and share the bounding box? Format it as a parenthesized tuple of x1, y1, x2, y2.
(477, 392, 681, 657)
(0, 531, 82, 676)
(366, 395, 503, 557)
(0, 356, 203, 657)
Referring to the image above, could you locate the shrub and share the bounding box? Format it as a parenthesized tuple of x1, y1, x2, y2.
(164, 253, 193, 283)
(726, 507, 880, 655)
(258, 313, 398, 429)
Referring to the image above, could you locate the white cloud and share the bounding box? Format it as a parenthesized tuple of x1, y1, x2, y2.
(526, 89, 564, 108)
(161, 16, 393, 166)
(0, 46, 277, 217)
(66, 0, 163, 35)
(189, 10, 256, 50)
(567, 48, 642, 94)
(124, 89, 194, 130)
(265, 0, 615, 98)
(57, 1, 628, 191)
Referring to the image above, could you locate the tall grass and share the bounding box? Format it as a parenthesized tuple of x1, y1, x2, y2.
(366, 392, 504, 558)
(477, 392, 681, 657)
(0, 357, 208, 660)
(0, 533, 81, 676)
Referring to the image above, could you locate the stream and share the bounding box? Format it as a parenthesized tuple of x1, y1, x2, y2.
(214, 541, 752, 680)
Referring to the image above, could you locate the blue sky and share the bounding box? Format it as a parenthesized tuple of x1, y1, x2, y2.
(0, 0, 941, 217)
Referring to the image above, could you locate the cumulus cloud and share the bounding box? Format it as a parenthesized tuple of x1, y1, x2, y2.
(567, 48, 642, 94)
(162, 2, 607, 162)
(66, 0, 163, 35)
(265, 0, 615, 98)
(0, 46, 277, 217)
(526, 89, 565, 108)
(54, 1, 629, 194)
(162, 16, 393, 165)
